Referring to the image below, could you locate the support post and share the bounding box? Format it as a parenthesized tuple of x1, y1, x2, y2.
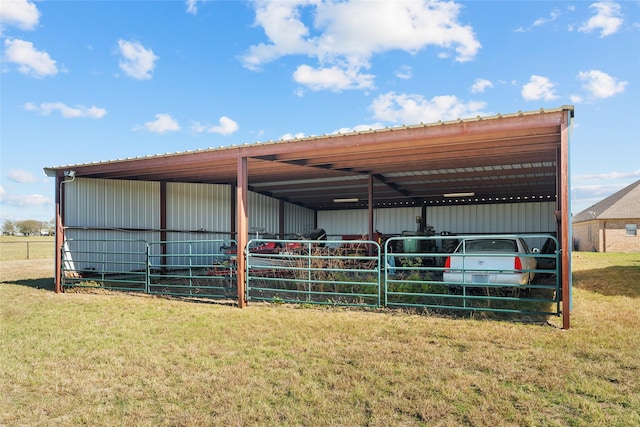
(560, 109, 572, 330)
(54, 174, 64, 293)
(368, 173, 374, 255)
(279, 199, 285, 239)
(236, 156, 248, 308)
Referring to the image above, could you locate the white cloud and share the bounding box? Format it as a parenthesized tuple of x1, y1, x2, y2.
(3, 38, 57, 78)
(573, 170, 640, 182)
(370, 92, 488, 125)
(117, 39, 158, 80)
(280, 132, 306, 141)
(471, 78, 493, 94)
(8, 169, 39, 183)
(533, 9, 560, 27)
(570, 94, 583, 104)
(0, 0, 40, 31)
(579, 2, 623, 37)
(24, 102, 107, 118)
(521, 75, 558, 101)
(144, 114, 180, 134)
(332, 123, 386, 134)
(242, 1, 480, 91)
(577, 70, 627, 98)
(0, 186, 52, 207)
(186, 0, 200, 15)
(571, 170, 640, 213)
(192, 116, 239, 136)
(293, 64, 374, 91)
(395, 65, 413, 80)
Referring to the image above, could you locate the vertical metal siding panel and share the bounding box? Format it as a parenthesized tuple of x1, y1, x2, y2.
(166, 182, 231, 237)
(63, 178, 159, 272)
(284, 203, 315, 234)
(375, 207, 421, 234)
(248, 191, 279, 235)
(318, 210, 368, 237)
(66, 178, 159, 229)
(163, 182, 231, 266)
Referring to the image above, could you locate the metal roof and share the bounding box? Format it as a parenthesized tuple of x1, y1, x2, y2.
(45, 106, 574, 211)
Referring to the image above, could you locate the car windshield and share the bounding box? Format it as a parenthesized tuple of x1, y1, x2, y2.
(460, 239, 517, 252)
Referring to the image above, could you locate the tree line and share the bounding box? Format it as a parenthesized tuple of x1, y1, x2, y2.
(2, 219, 55, 236)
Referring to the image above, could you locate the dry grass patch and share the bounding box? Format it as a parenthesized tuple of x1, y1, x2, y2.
(1, 254, 639, 426)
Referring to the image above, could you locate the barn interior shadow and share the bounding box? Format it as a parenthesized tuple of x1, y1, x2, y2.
(572, 264, 640, 298)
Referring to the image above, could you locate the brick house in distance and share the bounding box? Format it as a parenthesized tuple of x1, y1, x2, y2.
(572, 180, 640, 252)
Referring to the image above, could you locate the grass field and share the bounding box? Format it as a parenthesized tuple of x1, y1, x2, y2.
(1, 252, 639, 426)
(0, 236, 55, 261)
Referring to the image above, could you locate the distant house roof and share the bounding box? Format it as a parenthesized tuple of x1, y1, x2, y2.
(573, 180, 640, 223)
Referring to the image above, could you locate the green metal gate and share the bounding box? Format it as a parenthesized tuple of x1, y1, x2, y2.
(245, 238, 381, 307)
(61, 238, 148, 292)
(60, 235, 560, 319)
(147, 239, 236, 299)
(384, 234, 561, 317)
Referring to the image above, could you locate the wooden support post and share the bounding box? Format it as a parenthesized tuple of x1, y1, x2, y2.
(236, 156, 248, 308)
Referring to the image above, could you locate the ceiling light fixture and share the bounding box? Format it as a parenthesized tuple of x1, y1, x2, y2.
(333, 198, 359, 203)
(443, 192, 474, 197)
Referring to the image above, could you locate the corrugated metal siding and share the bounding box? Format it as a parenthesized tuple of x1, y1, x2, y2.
(65, 178, 160, 228)
(63, 178, 160, 272)
(319, 207, 421, 237)
(163, 182, 233, 266)
(284, 202, 315, 235)
(318, 210, 368, 238)
(166, 182, 231, 239)
(426, 202, 555, 234)
(375, 207, 422, 234)
(248, 191, 279, 235)
(318, 202, 555, 247)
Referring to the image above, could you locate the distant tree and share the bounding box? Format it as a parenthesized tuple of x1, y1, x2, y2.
(16, 220, 44, 236)
(2, 219, 16, 235)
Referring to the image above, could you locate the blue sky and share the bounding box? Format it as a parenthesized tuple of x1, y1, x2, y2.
(1, 0, 639, 223)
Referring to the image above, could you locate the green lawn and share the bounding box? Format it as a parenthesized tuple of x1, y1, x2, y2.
(1, 253, 639, 426)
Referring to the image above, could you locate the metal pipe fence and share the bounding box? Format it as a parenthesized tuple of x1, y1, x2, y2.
(245, 239, 381, 307)
(58, 234, 560, 318)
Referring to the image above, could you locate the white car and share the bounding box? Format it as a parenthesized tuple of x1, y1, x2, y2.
(443, 237, 536, 286)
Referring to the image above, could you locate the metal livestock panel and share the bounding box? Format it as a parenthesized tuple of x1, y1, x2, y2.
(63, 229, 158, 274)
(64, 178, 160, 229)
(283, 202, 315, 235)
